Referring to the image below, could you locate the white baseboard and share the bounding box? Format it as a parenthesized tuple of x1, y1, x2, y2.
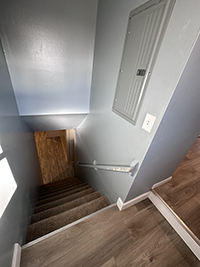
(117, 176, 172, 211)
(116, 197, 124, 211)
(117, 192, 150, 211)
(11, 243, 21, 267)
(152, 176, 172, 189)
(148, 191, 200, 261)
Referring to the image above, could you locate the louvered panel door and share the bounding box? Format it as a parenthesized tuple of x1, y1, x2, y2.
(113, 0, 175, 125)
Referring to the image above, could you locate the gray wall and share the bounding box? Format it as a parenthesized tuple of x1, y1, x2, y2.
(125, 33, 200, 200)
(0, 0, 98, 116)
(21, 114, 88, 132)
(0, 42, 41, 267)
(76, 0, 200, 203)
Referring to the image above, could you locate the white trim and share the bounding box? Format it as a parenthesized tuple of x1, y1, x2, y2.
(117, 192, 150, 211)
(23, 203, 116, 249)
(11, 243, 21, 267)
(152, 176, 172, 189)
(116, 197, 124, 211)
(116, 176, 172, 211)
(148, 191, 200, 260)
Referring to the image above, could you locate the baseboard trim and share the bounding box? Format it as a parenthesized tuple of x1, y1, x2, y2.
(151, 176, 172, 189)
(11, 243, 21, 267)
(22, 203, 116, 249)
(116, 176, 172, 211)
(148, 190, 200, 260)
(117, 192, 150, 211)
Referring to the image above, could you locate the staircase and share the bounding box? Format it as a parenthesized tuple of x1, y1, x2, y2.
(20, 139, 200, 265)
(26, 177, 110, 243)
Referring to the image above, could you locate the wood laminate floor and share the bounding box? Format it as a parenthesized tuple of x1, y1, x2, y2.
(155, 137, 200, 240)
(21, 199, 200, 267)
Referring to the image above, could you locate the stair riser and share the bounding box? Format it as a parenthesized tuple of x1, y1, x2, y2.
(34, 188, 95, 214)
(39, 180, 82, 195)
(31, 191, 101, 223)
(40, 178, 79, 190)
(38, 183, 86, 201)
(37, 185, 90, 206)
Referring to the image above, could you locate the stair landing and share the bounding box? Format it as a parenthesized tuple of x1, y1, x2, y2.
(154, 137, 200, 240)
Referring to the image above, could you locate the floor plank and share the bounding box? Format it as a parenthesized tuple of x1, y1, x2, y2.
(155, 137, 200, 239)
(100, 257, 117, 267)
(21, 200, 200, 267)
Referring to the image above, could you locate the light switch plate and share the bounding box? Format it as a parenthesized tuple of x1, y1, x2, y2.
(142, 113, 156, 133)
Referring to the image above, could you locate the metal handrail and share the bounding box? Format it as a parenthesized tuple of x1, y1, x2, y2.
(77, 159, 139, 177)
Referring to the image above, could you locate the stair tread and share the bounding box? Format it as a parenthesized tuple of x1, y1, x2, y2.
(34, 188, 95, 214)
(39, 180, 83, 195)
(43, 176, 78, 184)
(37, 185, 90, 206)
(38, 182, 86, 200)
(31, 191, 101, 223)
(41, 177, 77, 187)
(39, 178, 81, 193)
(27, 195, 110, 242)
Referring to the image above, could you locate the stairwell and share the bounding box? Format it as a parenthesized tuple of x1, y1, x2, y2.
(20, 177, 200, 266)
(19, 136, 200, 266)
(26, 177, 110, 243)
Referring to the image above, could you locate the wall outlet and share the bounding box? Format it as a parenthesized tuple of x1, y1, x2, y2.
(142, 113, 156, 133)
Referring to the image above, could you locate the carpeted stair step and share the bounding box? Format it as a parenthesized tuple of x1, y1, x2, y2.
(38, 182, 86, 201)
(40, 180, 81, 195)
(39, 180, 83, 197)
(26, 195, 110, 242)
(38, 182, 85, 200)
(40, 177, 78, 189)
(39, 178, 81, 194)
(31, 191, 101, 223)
(34, 188, 95, 214)
(36, 185, 90, 206)
(39, 178, 80, 193)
